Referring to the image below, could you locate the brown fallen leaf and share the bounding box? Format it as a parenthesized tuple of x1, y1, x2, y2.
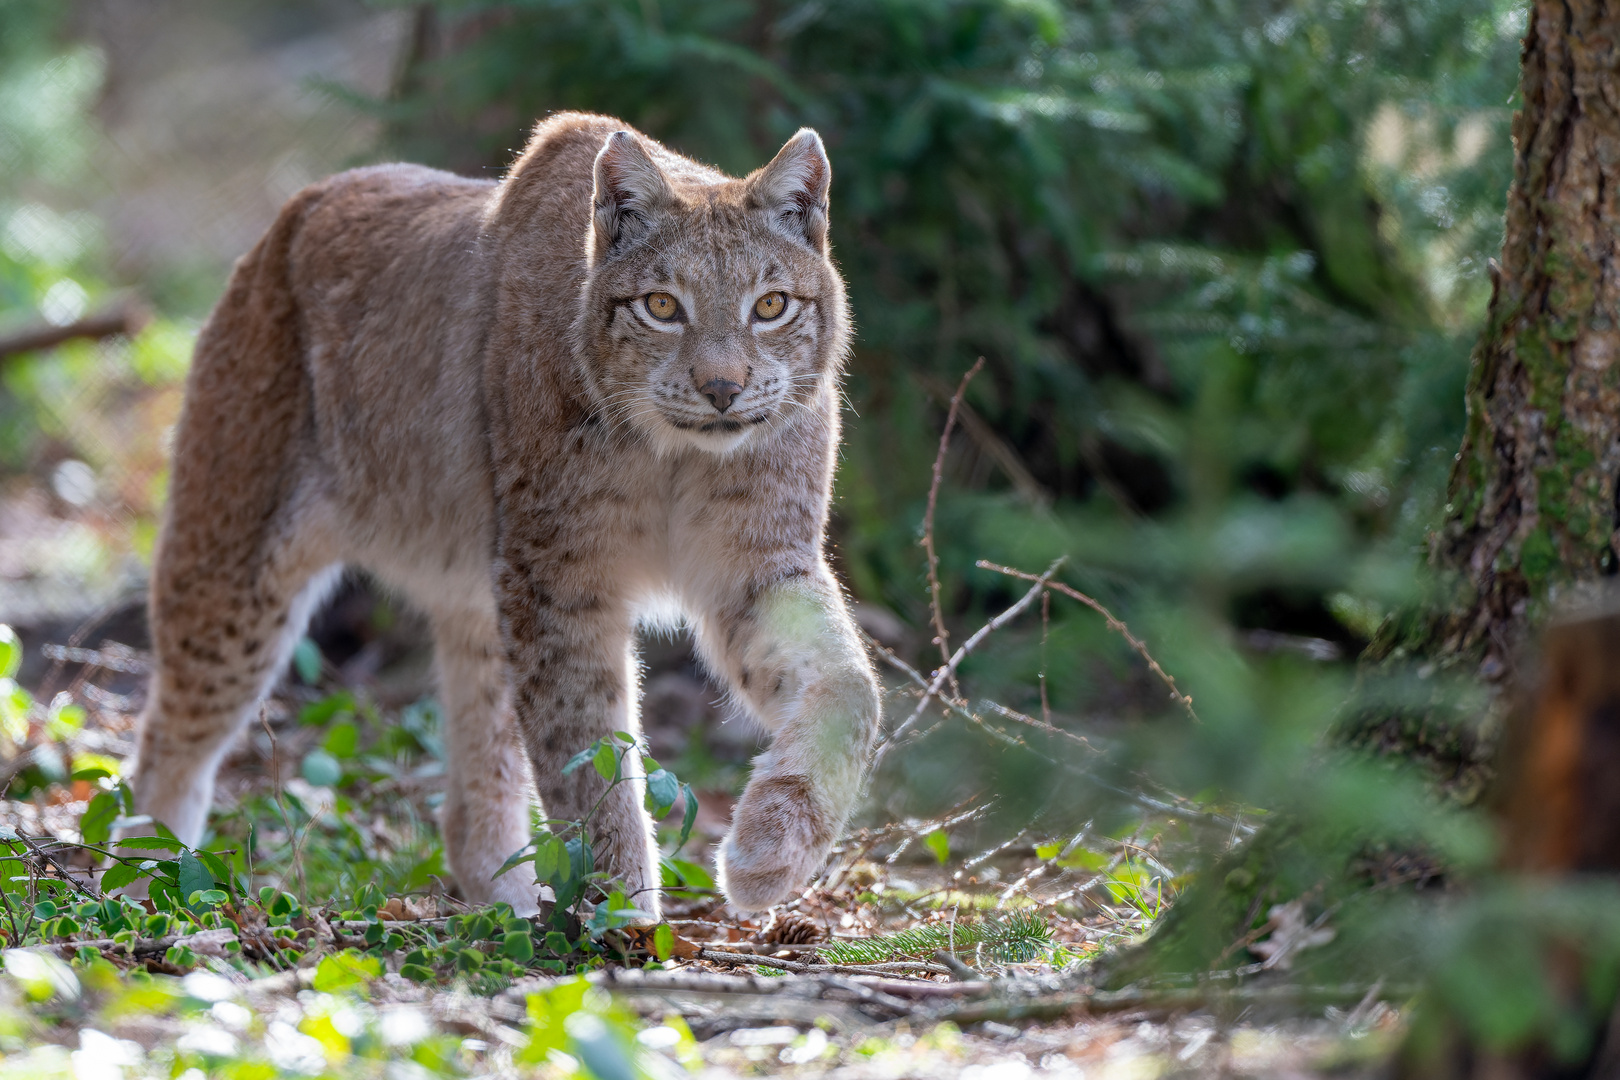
(623, 924, 702, 960)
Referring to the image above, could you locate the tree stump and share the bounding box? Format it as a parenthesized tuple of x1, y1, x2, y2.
(1403, 610, 1620, 1078)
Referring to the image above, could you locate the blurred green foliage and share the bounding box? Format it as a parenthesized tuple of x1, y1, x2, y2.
(385, 0, 1521, 666)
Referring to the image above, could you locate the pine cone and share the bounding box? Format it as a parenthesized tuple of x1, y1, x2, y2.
(759, 911, 826, 946)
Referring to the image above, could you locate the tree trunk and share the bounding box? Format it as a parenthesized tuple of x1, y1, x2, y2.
(1433, 0, 1620, 680)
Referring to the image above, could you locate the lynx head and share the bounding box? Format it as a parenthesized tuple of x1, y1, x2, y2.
(577, 128, 849, 455)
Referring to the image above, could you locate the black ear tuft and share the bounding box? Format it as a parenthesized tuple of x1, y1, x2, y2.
(748, 129, 832, 252)
(589, 131, 674, 261)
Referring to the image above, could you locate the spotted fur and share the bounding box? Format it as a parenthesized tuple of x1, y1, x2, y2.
(126, 113, 882, 915)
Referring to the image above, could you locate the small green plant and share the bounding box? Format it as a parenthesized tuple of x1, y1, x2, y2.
(496, 731, 699, 923)
(816, 912, 1055, 968)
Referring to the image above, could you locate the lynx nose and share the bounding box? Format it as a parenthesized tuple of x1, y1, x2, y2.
(700, 379, 743, 413)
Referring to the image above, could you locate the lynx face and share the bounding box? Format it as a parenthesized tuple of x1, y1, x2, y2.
(577, 130, 847, 455)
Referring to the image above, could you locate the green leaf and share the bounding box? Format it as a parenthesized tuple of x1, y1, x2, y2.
(653, 924, 675, 961)
(312, 950, 381, 993)
(561, 745, 598, 775)
(1058, 848, 1111, 872)
(533, 835, 568, 883)
(33, 900, 58, 920)
(925, 830, 950, 865)
(114, 834, 184, 853)
(195, 850, 232, 889)
(0, 626, 20, 680)
(495, 841, 537, 880)
(592, 741, 620, 782)
(645, 769, 679, 817)
(400, 963, 435, 983)
(544, 931, 570, 955)
(300, 748, 342, 788)
(566, 835, 594, 882)
(1035, 841, 1063, 860)
(46, 702, 86, 740)
(298, 690, 355, 726)
(660, 857, 714, 891)
(292, 637, 322, 685)
(177, 850, 211, 909)
(323, 720, 360, 759)
(80, 791, 119, 846)
(100, 862, 139, 893)
(503, 933, 534, 962)
(677, 783, 699, 852)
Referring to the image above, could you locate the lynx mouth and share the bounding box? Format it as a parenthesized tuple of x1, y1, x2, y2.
(666, 410, 774, 434)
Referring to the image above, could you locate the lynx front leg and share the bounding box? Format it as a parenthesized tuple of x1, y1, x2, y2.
(695, 576, 882, 910)
(495, 560, 660, 915)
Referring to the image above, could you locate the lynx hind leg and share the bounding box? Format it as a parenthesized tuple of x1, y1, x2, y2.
(129, 180, 338, 850)
(133, 541, 341, 849)
(431, 610, 542, 914)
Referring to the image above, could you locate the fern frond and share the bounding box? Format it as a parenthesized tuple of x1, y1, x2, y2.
(814, 912, 1052, 966)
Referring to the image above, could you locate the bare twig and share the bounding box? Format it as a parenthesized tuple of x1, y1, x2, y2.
(39, 644, 152, 675)
(925, 982, 1411, 1024)
(261, 705, 309, 899)
(872, 557, 1064, 768)
(13, 832, 99, 899)
(918, 372, 1051, 509)
(922, 358, 985, 698)
(0, 298, 150, 362)
(978, 561, 1197, 721)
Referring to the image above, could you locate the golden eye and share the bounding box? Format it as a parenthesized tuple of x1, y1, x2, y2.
(754, 292, 786, 320)
(645, 293, 679, 321)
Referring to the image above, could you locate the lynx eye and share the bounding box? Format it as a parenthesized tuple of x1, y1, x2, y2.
(754, 292, 786, 321)
(644, 293, 680, 321)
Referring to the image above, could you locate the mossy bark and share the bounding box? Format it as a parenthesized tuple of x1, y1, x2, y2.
(1432, 1, 1620, 679)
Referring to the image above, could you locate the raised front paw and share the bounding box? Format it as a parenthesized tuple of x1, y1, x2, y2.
(715, 774, 837, 911)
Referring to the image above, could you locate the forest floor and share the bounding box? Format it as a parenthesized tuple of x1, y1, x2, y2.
(0, 591, 1404, 1079)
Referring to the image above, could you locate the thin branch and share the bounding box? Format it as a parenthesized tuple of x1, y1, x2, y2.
(978, 561, 1197, 721)
(0, 299, 150, 362)
(872, 557, 1064, 768)
(922, 357, 984, 699)
(925, 982, 1411, 1024)
(918, 371, 1051, 509)
(12, 832, 100, 899)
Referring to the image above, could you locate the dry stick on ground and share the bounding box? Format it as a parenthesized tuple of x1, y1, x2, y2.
(926, 982, 1411, 1025)
(978, 560, 1198, 721)
(921, 357, 985, 700)
(871, 557, 1064, 769)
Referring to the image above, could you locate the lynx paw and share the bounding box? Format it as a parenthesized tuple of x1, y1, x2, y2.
(715, 775, 836, 911)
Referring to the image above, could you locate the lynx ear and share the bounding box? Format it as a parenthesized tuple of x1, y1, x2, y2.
(590, 131, 673, 261)
(748, 128, 831, 252)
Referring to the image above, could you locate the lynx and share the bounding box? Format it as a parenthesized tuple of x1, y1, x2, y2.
(127, 112, 882, 915)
